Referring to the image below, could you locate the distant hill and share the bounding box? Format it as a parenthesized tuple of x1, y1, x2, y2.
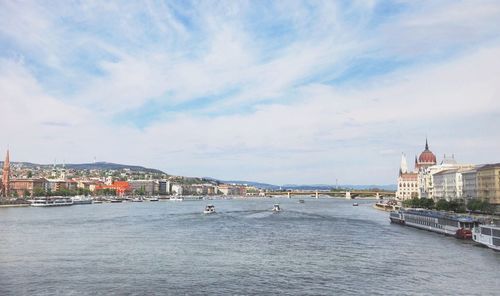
(11, 161, 166, 174)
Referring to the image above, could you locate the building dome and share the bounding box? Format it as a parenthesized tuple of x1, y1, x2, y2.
(418, 139, 437, 165)
(419, 150, 437, 163)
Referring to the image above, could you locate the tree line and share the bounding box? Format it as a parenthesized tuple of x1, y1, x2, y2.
(402, 197, 495, 214)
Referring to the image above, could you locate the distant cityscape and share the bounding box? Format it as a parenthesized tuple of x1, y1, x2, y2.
(0, 150, 262, 200)
(396, 139, 500, 209)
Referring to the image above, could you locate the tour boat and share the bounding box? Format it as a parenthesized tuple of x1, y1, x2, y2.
(148, 197, 159, 202)
(272, 204, 281, 212)
(71, 196, 92, 205)
(170, 197, 184, 201)
(473, 224, 500, 251)
(352, 203, 359, 206)
(204, 204, 216, 214)
(298, 199, 305, 204)
(31, 197, 73, 207)
(374, 201, 400, 211)
(389, 208, 478, 239)
(132, 197, 143, 202)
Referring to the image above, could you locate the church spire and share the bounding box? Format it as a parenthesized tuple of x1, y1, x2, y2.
(400, 153, 408, 174)
(425, 138, 429, 150)
(2, 149, 11, 197)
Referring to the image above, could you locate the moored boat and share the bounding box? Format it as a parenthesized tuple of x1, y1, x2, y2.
(31, 197, 73, 207)
(71, 196, 93, 205)
(374, 200, 401, 211)
(473, 224, 500, 251)
(389, 208, 478, 239)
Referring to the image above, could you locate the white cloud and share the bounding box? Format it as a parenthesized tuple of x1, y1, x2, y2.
(1, 1, 500, 185)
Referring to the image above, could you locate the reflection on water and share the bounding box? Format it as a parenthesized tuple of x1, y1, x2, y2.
(1, 198, 499, 295)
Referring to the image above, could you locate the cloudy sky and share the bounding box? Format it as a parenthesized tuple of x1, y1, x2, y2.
(1, 1, 500, 185)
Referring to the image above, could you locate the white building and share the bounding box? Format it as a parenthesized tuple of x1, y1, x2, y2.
(462, 166, 483, 200)
(431, 161, 475, 201)
(171, 183, 183, 195)
(396, 153, 419, 200)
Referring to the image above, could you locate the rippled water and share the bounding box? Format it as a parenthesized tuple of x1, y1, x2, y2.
(1, 198, 499, 295)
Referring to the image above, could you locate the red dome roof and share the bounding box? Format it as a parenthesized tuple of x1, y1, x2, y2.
(418, 149, 436, 164)
(418, 139, 437, 164)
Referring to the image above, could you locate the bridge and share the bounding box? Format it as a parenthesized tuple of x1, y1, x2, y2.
(265, 190, 396, 199)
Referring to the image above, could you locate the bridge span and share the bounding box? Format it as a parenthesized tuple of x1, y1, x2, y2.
(266, 191, 396, 199)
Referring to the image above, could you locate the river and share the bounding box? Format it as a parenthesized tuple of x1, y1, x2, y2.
(0, 198, 498, 295)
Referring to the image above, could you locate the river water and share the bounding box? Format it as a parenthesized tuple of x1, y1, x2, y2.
(0, 198, 499, 295)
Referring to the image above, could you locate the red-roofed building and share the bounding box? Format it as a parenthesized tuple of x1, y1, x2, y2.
(95, 181, 132, 196)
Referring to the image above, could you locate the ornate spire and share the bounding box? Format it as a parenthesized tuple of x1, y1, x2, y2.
(425, 138, 429, 150)
(2, 149, 11, 197)
(400, 153, 408, 174)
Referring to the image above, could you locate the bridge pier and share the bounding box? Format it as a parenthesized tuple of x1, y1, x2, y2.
(346, 191, 351, 199)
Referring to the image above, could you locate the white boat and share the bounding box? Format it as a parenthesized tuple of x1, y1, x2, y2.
(71, 196, 93, 205)
(204, 204, 216, 214)
(352, 203, 359, 206)
(473, 224, 500, 251)
(148, 197, 159, 202)
(31, 197, 73, 207)
(170, 197, 184, 201)
(132, 197, 144, 202)
(272, 204, 281, 212)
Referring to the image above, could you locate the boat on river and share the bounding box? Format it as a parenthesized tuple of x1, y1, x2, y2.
(389, 208, 478, 239)
(272, 204, 281, 212)
(473, 223, 500, 251)
(31, 197, 73, 207)
(204, 204, 216, 214)
(374, 200, 400, 211)
(71, 196, 92, 205)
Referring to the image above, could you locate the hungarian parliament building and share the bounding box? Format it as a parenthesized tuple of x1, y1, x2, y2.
(396, 139, 500, 206)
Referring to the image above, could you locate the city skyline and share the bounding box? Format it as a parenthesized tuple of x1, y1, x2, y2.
(1, 1, 500, 184)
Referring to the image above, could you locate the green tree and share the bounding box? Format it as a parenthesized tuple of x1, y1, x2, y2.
(33, 187, 46, 197)
(435, 199, 449, 211)
(23, 190, 31, 198)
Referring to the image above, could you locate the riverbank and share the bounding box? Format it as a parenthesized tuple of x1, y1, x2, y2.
(0, 203, 30, 208)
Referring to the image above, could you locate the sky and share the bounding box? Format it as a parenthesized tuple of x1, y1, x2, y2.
(1, 0, 500, 185)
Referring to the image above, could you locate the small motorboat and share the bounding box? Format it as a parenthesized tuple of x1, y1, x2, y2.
(298, 199, 305, 204)
(204, 204, 216, 214)
(352, 203, 359, 206)
(272, 204, 281, 212)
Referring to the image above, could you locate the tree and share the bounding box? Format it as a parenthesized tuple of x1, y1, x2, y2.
(435, 199, 449, 211)
(33, 187, 46, 197)
(27, 171, 33, 178)
(23, 190, 31, 198)
(467, 199, 495, 214)
(402, 197, 434, 209)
